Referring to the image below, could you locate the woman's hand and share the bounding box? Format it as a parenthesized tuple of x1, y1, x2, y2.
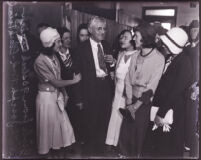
(127, 104, 138, 120)
(126, 98, 132, 105)
(154, 115, 164, 127)
(73, 73, 81, 84)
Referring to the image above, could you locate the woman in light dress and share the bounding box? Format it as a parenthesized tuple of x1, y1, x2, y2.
(34, 27, 81, 156)
(105, 30, 137, 151)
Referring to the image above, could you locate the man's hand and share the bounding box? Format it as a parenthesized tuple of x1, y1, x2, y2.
(110, 71, 115, 80)
(127, 104, 137, 120)
(73, 73, 82, 83)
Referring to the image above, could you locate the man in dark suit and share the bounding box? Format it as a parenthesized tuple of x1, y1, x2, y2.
(150, 27, 193, 157)
(74, 16, 115, 156)
(14, 16, 39, 111)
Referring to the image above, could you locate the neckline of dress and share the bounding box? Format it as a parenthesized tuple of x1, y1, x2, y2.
(124, 50, 135, 55)
(140, 48, 154, 57)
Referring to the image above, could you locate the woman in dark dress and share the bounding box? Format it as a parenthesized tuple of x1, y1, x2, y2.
(149, 27, 193, 158)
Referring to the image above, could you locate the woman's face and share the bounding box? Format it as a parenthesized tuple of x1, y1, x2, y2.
(79, 29, 89, 42)
(190, 28, 199, 41)
(134, 31, 143, 49)
(119, 31, 133, 49)
(62, 32, 71, 48)
(157, 39, 171, 56)
(53, 38, 62, 53)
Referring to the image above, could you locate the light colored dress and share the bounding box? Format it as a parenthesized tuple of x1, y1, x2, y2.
(105, 50, 137, 146)
(34, 53, 75, 154)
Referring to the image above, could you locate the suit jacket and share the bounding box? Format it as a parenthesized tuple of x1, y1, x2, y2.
(153, 52, 193, 118)
(13, 32, 40, 81)
(74, 39, 114, 107)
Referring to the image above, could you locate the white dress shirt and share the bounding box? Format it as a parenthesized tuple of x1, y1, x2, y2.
(17, 34, 29, 52)
(89, 38, 107, 77)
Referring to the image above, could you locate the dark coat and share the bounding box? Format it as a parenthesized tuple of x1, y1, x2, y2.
(152, 52, 193, 156)
(153, 52, 193, 117)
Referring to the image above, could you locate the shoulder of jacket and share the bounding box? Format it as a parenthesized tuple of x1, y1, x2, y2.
(35, 54, 43, 62)
(34, 54, 48, 66)
(181, 53, 191, 65)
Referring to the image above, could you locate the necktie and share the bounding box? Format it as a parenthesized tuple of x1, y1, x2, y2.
(21, 35, 28, 52)
(97, 44, 107, 73)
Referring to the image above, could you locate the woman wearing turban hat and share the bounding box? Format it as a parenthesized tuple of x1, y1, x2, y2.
(34, 27, 81, 157)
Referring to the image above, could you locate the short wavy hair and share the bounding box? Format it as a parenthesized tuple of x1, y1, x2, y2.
(57, 27, 70, 39)
(77, 23, 89, 43)
(88, 16, 106, 30)
(119, 29, 136, 49)
(135, 23, 157, 48)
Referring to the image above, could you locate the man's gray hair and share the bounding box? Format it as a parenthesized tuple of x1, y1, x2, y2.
(88, 16, 106, 29)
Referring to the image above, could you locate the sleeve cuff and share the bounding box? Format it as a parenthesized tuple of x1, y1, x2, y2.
(110, 59, 117, 67)
(110, 63, 115, 67)
(157, 108, 167, 118)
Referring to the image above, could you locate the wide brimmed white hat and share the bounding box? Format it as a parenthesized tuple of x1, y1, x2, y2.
(160, 27, 188, 54)
(40, 27, 60, 48)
